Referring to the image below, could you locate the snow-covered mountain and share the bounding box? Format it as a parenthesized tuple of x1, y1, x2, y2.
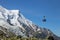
(0, 6, 60, 40)
(0, 5, 41, 37)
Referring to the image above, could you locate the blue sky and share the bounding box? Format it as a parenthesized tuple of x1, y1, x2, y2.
(0, 0, 60, 37)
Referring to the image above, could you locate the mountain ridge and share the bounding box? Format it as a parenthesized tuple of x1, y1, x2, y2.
(0, 6, 60, 40)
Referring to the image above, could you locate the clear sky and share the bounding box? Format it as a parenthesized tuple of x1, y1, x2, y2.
(0, 0, 60, 37)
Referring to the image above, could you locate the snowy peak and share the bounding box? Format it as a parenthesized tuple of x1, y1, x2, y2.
(0, 6, 41, 36)
(0, 6, 59, 40)
(0, 6, 19, 16)
(10, 10, 19, 13)
(0, 6, 36, 33)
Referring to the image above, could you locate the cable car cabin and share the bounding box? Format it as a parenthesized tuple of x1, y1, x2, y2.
(42, 16, 46, 22)
(42, 18, 46, 22)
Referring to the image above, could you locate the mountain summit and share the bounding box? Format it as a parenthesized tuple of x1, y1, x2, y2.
(0, 6, 60, 40)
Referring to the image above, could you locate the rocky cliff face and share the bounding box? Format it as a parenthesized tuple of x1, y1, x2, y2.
(0, 6, 60, 40)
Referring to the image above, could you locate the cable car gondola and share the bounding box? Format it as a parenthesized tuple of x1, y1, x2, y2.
(42, 16, 46, 22)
